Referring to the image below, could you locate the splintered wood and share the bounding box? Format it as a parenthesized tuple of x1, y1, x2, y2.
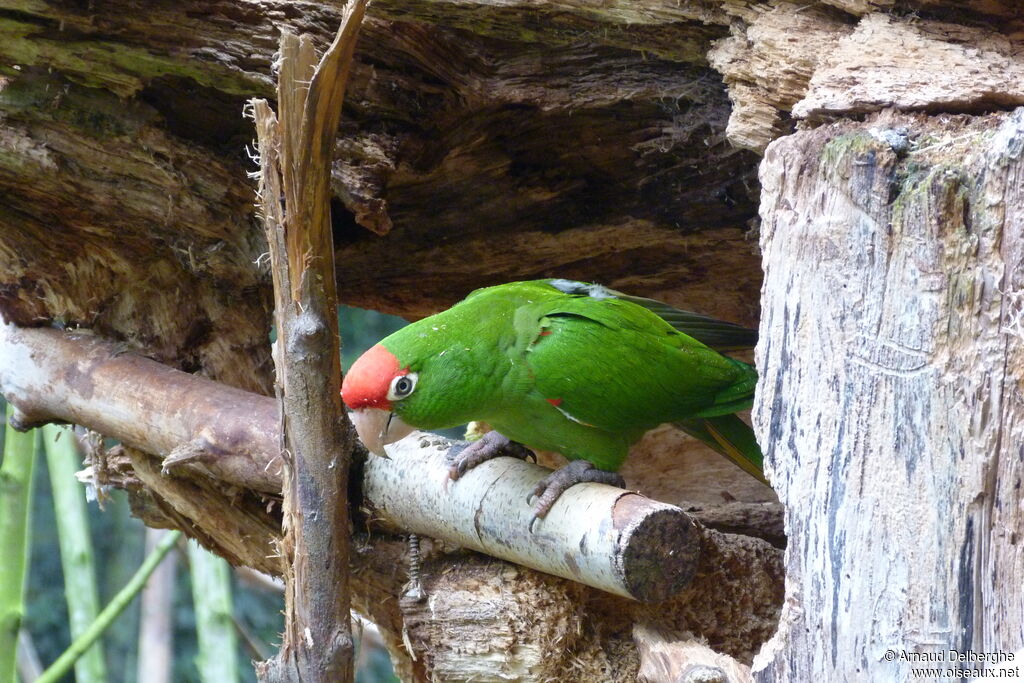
(249, 3, 368, 681)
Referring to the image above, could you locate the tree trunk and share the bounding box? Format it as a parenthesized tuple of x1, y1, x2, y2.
(754, 108, 1024, 680)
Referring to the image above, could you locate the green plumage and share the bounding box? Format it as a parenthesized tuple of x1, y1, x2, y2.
(379, 279, 764, 479)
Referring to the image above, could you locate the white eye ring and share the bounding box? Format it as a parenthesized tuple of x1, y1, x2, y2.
(387, 372, 418, 401)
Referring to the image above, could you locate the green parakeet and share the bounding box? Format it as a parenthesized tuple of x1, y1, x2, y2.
(342, 279, 765, 520)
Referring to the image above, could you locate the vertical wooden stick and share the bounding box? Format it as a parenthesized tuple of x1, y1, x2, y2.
(251, 2, 368, 681)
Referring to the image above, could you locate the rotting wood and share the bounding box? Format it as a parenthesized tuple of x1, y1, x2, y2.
(2, 1, 1023, 348)
(753, 108, 1024, 681)
(249, 3, 369, 680)
(0, 0, 764, 332)
(634, 623, 752, 683)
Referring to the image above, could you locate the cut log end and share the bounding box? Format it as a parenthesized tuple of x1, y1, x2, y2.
(365, 439, 703, 601)
(614, 494, 701, 602)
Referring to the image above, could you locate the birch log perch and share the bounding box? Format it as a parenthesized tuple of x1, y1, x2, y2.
(753, 108, 1024, 680)
(366, 436, 700, 601)
(0, 322, 702, 601)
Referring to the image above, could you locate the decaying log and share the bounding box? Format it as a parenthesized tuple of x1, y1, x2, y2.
(0, 320, 783, 676)
(0, 0, 764, 335)
(396, 525, 781, 679)
(684, 501, 784, 549)
(709, 2, 1024, 152)
(634, 624, 752, 683)
(753, 108, 1024, 680)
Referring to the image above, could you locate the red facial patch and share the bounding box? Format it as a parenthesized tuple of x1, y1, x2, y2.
(341, 344, 407, 410)
(546, 398, 563, 407)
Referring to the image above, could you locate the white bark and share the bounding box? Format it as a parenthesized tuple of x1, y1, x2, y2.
(753, 108, 1024, 680)
(366, 434, 701, 601)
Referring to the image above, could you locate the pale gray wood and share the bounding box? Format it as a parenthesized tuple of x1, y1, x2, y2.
(753, 108, 1024, 681)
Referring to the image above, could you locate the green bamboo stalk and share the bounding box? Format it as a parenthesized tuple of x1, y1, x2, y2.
(188, 541, 239, 683)
(0, 403, 36, 683)
(37, 529, 181, 683)
(41, 424, 107, 683)
(137, 527, 176, 683)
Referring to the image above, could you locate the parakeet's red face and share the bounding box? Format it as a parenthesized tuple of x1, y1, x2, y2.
(342, 344, 417, 456)
(342, 344, 407, 410)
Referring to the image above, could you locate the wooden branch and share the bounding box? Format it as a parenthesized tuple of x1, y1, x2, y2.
(250, 5, 368, 681)
(366, 436, 700, 601)
(0, 324, 280, 493)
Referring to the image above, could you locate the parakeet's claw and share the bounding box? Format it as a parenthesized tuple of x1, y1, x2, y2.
(528, 460, 626, 525)
(446, 430, 535, 481)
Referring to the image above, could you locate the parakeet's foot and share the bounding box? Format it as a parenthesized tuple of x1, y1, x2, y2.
(528, 460, 625, 530)
(446, 430, 536, 481)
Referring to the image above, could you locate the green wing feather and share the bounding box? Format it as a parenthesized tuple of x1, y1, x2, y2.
(395, 279, 765, 480)
(544, 279, 757, 352)
(521, 294, 751, 430)
(531, 279, 764, 479)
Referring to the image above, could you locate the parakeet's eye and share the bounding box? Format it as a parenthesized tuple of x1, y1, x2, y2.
(387, 373, 418, 401)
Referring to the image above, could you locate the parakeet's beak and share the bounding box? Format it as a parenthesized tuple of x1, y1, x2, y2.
(349, 408, 415, 458)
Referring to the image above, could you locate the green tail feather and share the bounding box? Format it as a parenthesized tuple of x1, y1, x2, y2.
(673, 414, 766, 484)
